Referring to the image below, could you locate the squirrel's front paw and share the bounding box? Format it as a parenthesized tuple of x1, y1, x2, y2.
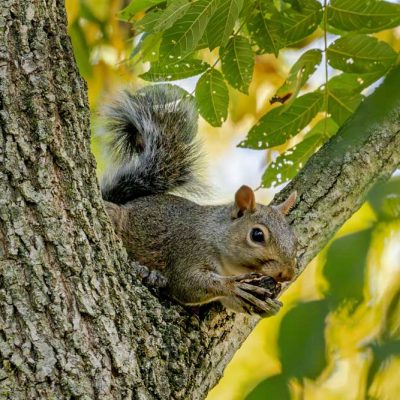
(241, 275, 281, 298)
(225, 274, 282, 317)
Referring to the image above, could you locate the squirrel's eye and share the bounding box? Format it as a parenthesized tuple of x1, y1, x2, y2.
(250, 228, 265, 243)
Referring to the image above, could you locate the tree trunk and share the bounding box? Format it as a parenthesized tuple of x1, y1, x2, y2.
(0, 1, 399, 399)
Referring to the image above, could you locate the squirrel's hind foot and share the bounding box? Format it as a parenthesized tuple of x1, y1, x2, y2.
(131, 262, 168, 288)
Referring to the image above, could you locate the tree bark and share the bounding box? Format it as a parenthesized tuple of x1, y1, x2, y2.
(0, 1, 399, 399)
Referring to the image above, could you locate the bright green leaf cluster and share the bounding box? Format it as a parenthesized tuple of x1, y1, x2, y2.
(123, 0, 324, 127)
(242, 1, 398, 189)
(122, 0, 399, 187)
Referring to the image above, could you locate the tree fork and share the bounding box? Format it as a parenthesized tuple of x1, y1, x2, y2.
(0, 1, 399, 399)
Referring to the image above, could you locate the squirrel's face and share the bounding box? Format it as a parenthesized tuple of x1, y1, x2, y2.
(221, 186, 298, 283)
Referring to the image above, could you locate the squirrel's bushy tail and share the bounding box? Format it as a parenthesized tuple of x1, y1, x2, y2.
(101, 85, 199, 205)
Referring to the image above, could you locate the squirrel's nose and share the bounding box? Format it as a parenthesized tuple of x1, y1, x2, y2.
(274, 269, 294, 282)
(273, 259, 297, 282)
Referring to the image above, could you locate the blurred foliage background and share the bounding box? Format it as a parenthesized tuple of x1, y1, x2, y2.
(65, 1, 400, 399)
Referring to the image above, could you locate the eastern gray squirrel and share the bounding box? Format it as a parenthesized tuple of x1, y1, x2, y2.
(101, 85, 298, 316)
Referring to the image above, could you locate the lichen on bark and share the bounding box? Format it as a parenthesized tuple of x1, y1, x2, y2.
(0, 1, 399, 399)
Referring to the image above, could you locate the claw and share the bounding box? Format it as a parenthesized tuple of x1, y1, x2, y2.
(242, 303, 252, 315)
(236, 282, 273, 297)
(233, 286, 281, 316)
(264, 297, 282, 313)
(228, 272, 262, 282)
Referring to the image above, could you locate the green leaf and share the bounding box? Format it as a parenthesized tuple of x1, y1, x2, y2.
(279, 300, 328, 379)
(239, 92, 324, 149)
(381, 195, 400, 219)
(239, 0, 255, 19)
(274, 49, 322, 101)
(140, 59, 209, 81)
(328, 88, 362, 126)
(327, 34, 398, 74)
(325, 74, 363, 125)
(247, 1, 283, 56)
(367, 340, 400, 392)
(130, 32, 162, 64)
(119, 0, 165, 21)
(247, 0, 322, 51)
(367, 177, 400, 220)
(69, 21, 92, 78)
(305, 117, 339, 139)
(323, 229, 372, 310)
(195, 69, 229, 127)
(247, 374, 291, 400)
(327, 70, 384, 92)
(160, 0, 219, 58)
(262, 134, 323, 188)
(386, 290, 400, 337)
(80, 2, 103, 25)
(135, 9, 163, 33)
(279, 0, 323, 47)
(206, 0, 244, 50)
(194, 35, 209, 51)
(220, 35, 254, 94)
(323, 71, 385, 125)
(328, 0, 400, 34)
(261, 118, 338, 189)
(153, 0, 191, 32)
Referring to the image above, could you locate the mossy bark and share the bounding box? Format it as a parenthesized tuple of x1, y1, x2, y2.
(0, 1, 399, 399)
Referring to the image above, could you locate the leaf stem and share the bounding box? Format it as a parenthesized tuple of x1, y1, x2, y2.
(190, 12, 249, 96)
(323, 0, 329, 139)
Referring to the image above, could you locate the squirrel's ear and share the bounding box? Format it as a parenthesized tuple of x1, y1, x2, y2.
(275, 191, 297, 215)
(232, 185, 256, 218)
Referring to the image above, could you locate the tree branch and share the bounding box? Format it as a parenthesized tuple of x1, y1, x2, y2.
(281, 67, 400, 273)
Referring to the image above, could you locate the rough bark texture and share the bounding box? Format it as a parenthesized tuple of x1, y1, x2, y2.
(0, 1, 399, 399)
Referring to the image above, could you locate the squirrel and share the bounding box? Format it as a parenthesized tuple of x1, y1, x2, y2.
(101, 85, 298, 316)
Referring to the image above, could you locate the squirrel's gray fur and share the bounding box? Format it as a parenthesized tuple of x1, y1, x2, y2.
(101, 85, 200, 204)
(101, 85, 298, 316)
